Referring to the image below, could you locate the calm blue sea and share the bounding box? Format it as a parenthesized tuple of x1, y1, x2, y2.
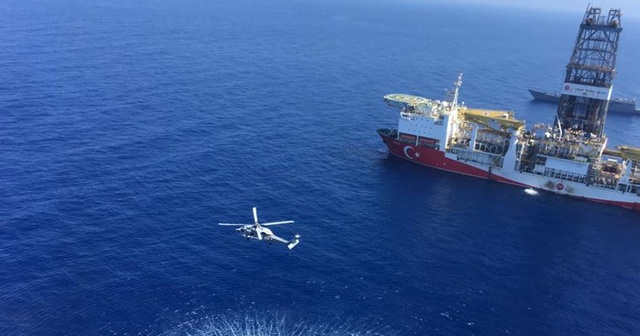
(1, 0, 640, 335)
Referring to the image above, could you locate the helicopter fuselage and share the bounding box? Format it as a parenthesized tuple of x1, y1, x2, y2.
(237, 224, 273, 240)
(219, 207, 299, 249)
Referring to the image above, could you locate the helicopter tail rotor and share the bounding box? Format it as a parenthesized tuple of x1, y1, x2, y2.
(287, 234, 301, 250)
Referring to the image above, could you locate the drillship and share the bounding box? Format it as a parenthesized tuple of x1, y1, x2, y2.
(378, 7, 640, 211)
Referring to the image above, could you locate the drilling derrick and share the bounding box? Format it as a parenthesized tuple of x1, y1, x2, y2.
(555, 7, 622, 137)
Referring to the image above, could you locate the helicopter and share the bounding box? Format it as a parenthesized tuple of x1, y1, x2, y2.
(219, 207, 300, 250)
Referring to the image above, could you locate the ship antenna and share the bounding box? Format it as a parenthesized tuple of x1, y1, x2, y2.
(452, 73, 463, 107)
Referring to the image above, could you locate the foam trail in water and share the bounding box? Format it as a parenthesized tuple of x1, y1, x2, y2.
(524, 188, 539, 195)
(161, 311, 394, 336)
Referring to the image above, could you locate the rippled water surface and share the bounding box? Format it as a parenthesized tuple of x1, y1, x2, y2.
(1, 0, 640, 335)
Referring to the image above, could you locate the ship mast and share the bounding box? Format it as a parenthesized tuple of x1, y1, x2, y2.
(554, 6, 622, 137)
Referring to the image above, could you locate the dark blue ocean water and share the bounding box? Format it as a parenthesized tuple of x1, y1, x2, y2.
(2, 0, 640, 335)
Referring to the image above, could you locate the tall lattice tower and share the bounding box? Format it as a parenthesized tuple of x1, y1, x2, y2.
(555, 7, 622, 137)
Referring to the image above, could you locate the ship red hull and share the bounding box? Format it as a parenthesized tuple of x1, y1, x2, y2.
(378, 132, 526, 186)
(378, 131, 640, 211)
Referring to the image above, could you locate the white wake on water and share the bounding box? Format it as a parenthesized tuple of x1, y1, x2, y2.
(162, 313, 395, 336)
(161, 312, 394, 336)
(524, 188, 539, 196)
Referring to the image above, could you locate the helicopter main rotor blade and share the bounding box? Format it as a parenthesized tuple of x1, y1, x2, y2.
(256, 229, 263, 240)
(253, 207, 258, 224)
(262, 220, 295, 226)
(218, 223, 251, 226)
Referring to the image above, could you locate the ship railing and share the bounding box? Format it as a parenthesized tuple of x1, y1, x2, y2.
(474, 141, 506, 155)
(590, 170, 621, 189)
(613, 183, 640, 195)
(450, 137, 471, 149)
(520, 166, 621, 190)
(400, 105, 439, 118)
(591, 182, 618, 190)
(451, 148, 503, 168)
(630, 162, 640, 180)
(537, 145, 581, 160)
(539, 167, 587, 183)
(536, 133, 607, 147)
